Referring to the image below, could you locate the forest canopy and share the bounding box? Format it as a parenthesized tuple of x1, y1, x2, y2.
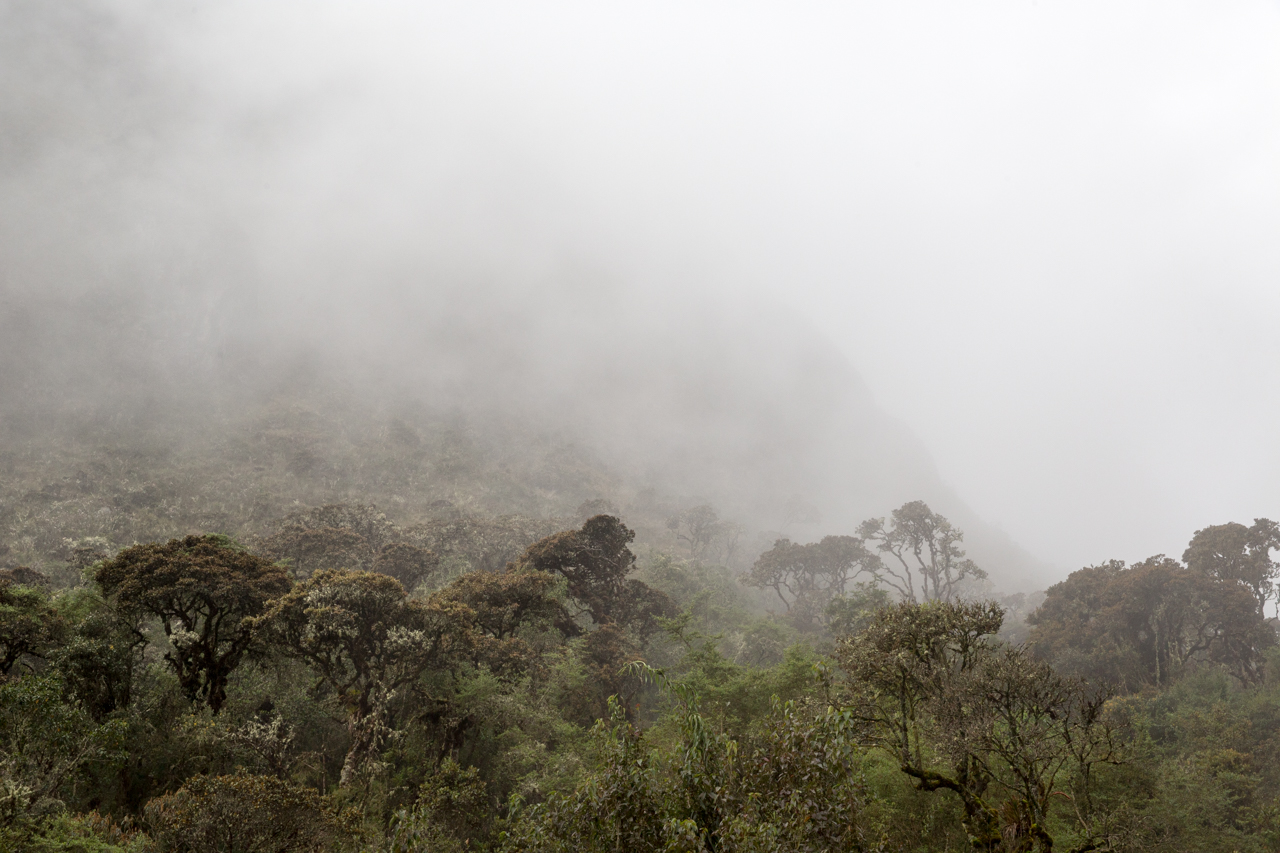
(2, 486, 1278, 853)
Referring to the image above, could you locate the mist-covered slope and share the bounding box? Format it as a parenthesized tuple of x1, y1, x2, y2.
(0, 0, 1053, 590)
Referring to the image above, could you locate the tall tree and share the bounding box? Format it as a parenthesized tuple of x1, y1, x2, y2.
(426, 566, 570, 676)
(1183, 518, 1280, 615)
(252, 569, 442, 786)
(0, 574, 65, 676)
(513, 515, 673, 635)
(666, 505, 731, 561)
(838, 601, 1118, 853)
(743, 535, 881, 630)
(859, 501, 986, 602)
(95, 535, 290, 714)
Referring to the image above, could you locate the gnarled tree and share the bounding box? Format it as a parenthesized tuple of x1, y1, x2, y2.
(838, 601, 1119, 853)
(95, 535, 289, 713)
(743, 535, 881, 631)
(251, 569, 442, 786)
(859, 501, 986, 602)
(513, 515, 673, 636)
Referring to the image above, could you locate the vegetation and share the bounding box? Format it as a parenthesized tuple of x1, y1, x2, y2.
(2, 417, 1278, 852)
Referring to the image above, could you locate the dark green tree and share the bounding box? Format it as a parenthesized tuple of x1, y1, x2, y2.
(94, 535, 290, 714)
(50, 588, 145, 721)
(0, 576, 65, 676)
(514, 515, 674, 635)
(0, 674, 126, 838)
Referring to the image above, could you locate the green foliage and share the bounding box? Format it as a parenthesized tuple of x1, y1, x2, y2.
(12, 811, 151, 853)
(95, 535, 291, 713)
(503, 680, 886, 853)
(145, 773, 352, 853)
(839, 600, 1120, 853)
(50, 587, 145, 721)
(6, 467, 1280, 853)
(0, 575, 65, 675)
(252, 569, 440, 787)
(372, 759, 492, 853)
(0, 675, 126, 837)
(1029, 556, 1275, 689)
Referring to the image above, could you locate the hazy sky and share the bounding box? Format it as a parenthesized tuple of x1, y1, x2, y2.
(10, 1, 1280, 572)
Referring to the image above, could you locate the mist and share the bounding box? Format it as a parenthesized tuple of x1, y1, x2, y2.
(3, 0, 1278, 586)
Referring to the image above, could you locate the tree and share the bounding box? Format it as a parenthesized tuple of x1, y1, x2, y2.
(859, 501, 986, 602)
(383, 757, 493, 853)
(1029, 556, 1275, 689)
(426, 566, 571, 676)
(408, 513, 566, 574)
(259, 526, 368, 581)
(144, 773, 349, 853)
(666, 505, 729, 561)
(514, 515, 674, 635)
(94, 535, 290, 714)
(50, 588, 145, 721)
(0, 674, 125, 835)
(1183, 518, 1280, 615)
(743, 535, 881, 630)
(373, 541, 439, 591)
(838, 601, 1119, 853)
(258, 503, 394, 579)
(251, 569, 442, 786)
(0, 576, 65, 676)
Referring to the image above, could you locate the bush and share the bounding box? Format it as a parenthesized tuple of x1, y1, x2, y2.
(145, 773, 352, 853)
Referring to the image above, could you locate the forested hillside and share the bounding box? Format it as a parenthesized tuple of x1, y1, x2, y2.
(3, 429, 1278, 851)
(3, 4, 1278, 852)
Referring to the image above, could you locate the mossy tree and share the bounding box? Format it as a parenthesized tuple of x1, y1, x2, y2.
(94, 535, 290, 714)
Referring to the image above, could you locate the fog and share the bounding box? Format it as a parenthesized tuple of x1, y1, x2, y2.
(2, 0, 1278, 584)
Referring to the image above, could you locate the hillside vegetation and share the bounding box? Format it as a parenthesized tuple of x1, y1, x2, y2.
(2, 401, 1278, 853)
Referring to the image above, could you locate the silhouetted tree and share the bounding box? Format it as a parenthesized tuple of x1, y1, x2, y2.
(744, 535, 881, 630)
(94, 535, 289, 713)
(666, 504, 728, 561)
(514, 515, 674, 635)
(859, 501, 986, 602)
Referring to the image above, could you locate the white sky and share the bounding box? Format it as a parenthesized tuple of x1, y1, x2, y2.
(117, 0, 1280, 570)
